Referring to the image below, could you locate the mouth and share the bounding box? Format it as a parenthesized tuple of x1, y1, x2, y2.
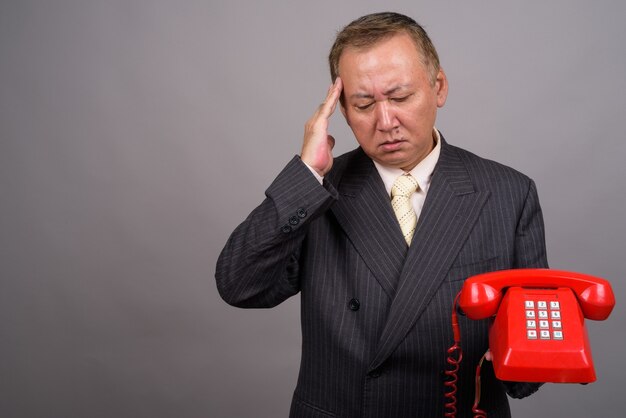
(380, 139, 405, 152)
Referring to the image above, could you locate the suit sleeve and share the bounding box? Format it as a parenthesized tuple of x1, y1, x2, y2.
(215, 156, 338, 308)
(503, 178, 549, 399)
(512, 179, 549, 270)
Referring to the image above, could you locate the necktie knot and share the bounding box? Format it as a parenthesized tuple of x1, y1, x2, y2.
(391, 174, 419, 197)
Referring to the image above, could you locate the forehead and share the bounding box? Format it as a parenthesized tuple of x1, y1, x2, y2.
(338, 33, 429, 92)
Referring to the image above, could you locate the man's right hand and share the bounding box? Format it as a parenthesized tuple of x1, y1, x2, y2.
(301, 77, 343, 177)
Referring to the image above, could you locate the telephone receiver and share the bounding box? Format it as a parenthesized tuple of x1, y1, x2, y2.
(458, 268, 615, 383)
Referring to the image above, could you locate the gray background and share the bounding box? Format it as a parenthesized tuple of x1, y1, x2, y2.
(1, 0, 624, 417)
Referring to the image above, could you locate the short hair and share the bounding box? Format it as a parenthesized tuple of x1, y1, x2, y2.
(328, 12, 440, 85)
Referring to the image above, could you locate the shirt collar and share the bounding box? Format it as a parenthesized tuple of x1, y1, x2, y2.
(373, 128, 441, 197)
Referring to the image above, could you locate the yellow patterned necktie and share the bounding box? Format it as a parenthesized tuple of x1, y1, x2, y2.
(391, 174, 419, 245)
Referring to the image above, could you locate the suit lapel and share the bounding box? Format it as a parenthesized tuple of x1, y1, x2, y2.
(368, 139, 491, 371)
(329, 149, 407, 299)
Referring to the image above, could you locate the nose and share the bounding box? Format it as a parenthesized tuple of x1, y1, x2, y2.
(375, 101, 398, 132)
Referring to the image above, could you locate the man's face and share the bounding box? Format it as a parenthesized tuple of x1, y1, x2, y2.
(338, 32, 448, 171)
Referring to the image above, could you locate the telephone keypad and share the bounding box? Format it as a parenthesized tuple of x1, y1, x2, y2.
(524, 298, 564, 341)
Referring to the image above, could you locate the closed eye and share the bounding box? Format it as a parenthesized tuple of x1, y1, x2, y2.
(355, 102, 374, 110)
(391, 95, 411, 103)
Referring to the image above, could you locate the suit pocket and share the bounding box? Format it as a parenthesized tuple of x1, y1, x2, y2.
(290, 395, 336, 417)
(446, 256, 500, 282)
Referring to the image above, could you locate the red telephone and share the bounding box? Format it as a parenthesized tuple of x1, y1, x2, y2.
(458, 268, 615, 383)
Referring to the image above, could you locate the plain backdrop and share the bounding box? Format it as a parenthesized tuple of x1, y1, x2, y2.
(1, 1, 625, 417)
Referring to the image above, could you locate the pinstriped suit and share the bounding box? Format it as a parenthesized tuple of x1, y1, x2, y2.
(216, 136, 548, 417)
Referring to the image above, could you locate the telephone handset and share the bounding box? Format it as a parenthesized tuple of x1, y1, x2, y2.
(458, 268, 615, 383)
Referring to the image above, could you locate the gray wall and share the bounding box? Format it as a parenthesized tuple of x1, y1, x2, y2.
(1, 1, 624, 417)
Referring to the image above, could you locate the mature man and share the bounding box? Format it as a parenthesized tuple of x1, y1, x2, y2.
(216, 12, 547, 417)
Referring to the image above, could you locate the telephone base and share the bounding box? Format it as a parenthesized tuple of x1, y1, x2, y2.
(489, 287, 596, 383)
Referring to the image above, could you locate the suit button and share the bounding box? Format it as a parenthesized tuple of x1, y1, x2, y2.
(348, 298, 360, 311)
(289, 215, 300, 225)
(296, 208, 307, 218)
(281, 225, 292, 233)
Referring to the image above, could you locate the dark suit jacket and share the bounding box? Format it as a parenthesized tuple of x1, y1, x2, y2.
(216, 137, 548, 418)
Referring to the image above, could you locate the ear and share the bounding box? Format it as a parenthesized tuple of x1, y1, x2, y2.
(435, 68, 448, 108)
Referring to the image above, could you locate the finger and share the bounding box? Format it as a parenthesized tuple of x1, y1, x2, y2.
(328, 78, 343, 114)
(324, 77, 340, 100)
(329, 77, 342, 103)
(319, 78, 343, 118)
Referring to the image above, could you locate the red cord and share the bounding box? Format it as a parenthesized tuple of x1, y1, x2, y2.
(444, 342, 463, 417)
(444, 292, 463, 417)
(445, 291, 489, 418)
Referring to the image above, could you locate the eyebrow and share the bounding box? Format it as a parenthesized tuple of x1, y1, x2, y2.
(349, 84, 411, 100)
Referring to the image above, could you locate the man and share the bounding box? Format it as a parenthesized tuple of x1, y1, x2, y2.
(216, 12, 547, 418)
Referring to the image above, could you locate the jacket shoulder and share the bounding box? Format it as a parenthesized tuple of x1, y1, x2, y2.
(446, 142, 534, 190)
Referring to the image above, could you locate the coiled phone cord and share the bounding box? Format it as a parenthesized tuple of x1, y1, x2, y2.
(444, 291, 488, 418)
(444, 292, 463, 417)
